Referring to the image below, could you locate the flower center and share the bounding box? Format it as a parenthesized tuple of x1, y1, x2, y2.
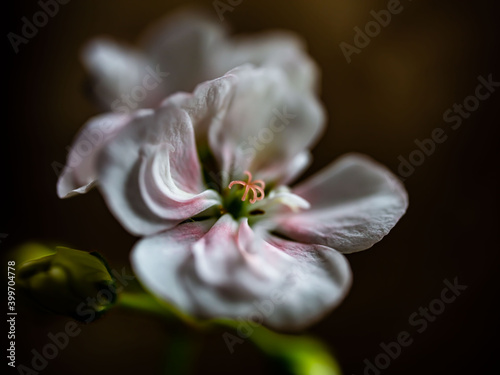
(228, 171, 265, 204)
(222, 171, 267, 219)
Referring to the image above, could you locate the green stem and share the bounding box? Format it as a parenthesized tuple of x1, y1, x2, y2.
(117, 292, 174, 319)
(116, 292, 208, 331)
(117, 292, 205, 375)
(250, 327, 343, 375)
(116, 292, 342, 374)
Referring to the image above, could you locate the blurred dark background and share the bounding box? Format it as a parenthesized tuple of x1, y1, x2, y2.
(3, 0, 499, 374)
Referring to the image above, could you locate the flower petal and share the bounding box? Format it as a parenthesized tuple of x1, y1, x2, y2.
(275, 153, 409, 253)
(97, 106, 219, 236)
(262, 235, 352, 329)
(249, 187, 310, 226)
(161, 67, 319, 188)
(57, 113, 129, 198)
(141, 11, 319, 94)
(82, 9, 320, 113)
(131, 218, 217, 311)
(163, 73, 236, 145)
(82, 38, 163, 111)
(207, 65, 325, 184)
(257, 151, 312, 186)
(131, 214, 352, 330)
(139, 8, 227, 96)
(138, 143, 220, 220)
(215, 31, 320, 93)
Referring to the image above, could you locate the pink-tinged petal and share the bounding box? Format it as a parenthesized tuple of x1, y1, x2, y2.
(97, 106, 219, 236)
(82, 38, 163, 111)
(139, 8, 227, 96)
(138, 143, 220, 220)
(276, 153, 409, 253)
(189, 216, 283, 294)
(131, 214, 352, 330)
(262, 235, 352, 329)
(57, 113, 130, 198)
(208, 66, 326, 183)
(162, 74, 237, 144)
(131, 218, 217, 311)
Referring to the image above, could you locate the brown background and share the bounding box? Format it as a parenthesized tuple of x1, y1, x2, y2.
(3, 0, 499, 374)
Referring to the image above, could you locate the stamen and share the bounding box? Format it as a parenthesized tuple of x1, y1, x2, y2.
(228, 171, 266, 204)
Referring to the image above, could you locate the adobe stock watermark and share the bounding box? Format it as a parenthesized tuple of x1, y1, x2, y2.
(339, 0, 412, 64)
(205, 106, 297, 192)
(15, 268, 135, 375)
(7, 0, 72, 54)
(222, 265, 309, 354)
(353, 277, 467, 375)
(213, 0, 244, 22)
(397, 73, 499, 180)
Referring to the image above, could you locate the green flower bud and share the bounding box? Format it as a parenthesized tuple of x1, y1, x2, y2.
(11, 242, 56, 265)
(17, 247, 117, 322)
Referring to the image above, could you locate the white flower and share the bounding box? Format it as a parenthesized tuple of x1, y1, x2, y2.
(58, 65, 408, 329)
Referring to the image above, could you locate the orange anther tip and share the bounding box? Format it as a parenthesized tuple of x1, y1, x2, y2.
(228, 171, 266, 204)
